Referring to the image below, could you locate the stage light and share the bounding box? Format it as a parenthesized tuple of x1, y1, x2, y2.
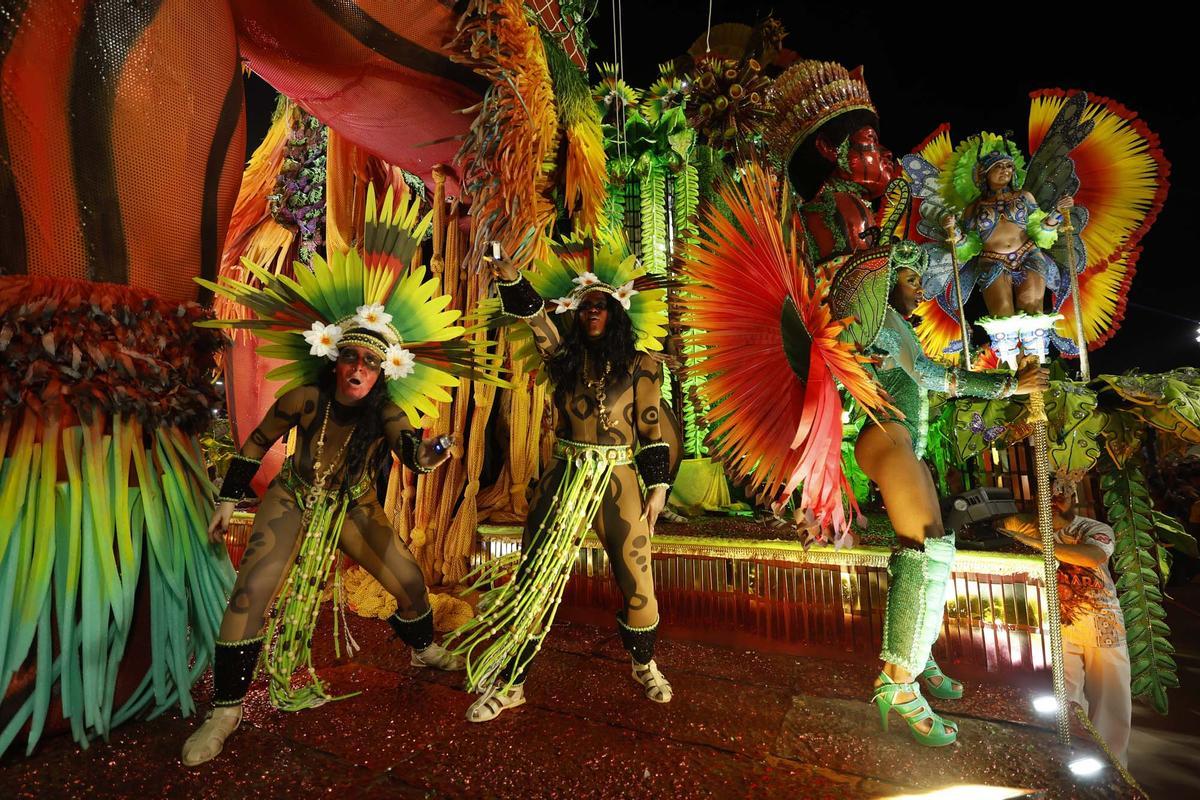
(882, 785, 1033, 799)
(1032, 695, 1058, 714)
(1068, 757, 1104, 777)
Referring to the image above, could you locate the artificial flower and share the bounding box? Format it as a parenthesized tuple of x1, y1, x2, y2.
(383, 344, 416, 380)
(613, 280, 639, 310)
(552, 296, 579, 314)
(353, 303, 393, 333)
(303, 321, 342, 359)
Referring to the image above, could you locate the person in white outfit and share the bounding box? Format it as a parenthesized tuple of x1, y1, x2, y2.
(996, 483, 1132, 765)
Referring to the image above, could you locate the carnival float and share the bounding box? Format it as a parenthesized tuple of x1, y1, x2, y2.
(2, 1, 1196, 797)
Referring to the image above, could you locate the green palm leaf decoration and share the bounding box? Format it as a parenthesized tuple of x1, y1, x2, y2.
(1100, 452, 1178, 713)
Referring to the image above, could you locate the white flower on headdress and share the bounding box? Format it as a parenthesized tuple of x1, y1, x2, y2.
(382, 344, 416, 380)
(353, 303, 393, 333)
(572, 271, 601, 289)
(613, 280, 639, 310)
(303, 322, 343, 360)
(551, 296, 579, 314)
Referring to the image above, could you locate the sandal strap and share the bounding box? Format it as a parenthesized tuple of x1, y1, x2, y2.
(634, 661, 672, 695)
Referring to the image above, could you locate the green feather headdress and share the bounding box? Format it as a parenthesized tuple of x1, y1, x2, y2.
(526, 234, 669, 353)
(197, 184, 507, 425)
(941, 132, 1027, 212)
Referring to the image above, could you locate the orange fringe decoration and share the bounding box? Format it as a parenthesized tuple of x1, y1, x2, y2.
(683, 162, 895, 539)
(213, 101, 296, 330)
(451, 0, 558, 270)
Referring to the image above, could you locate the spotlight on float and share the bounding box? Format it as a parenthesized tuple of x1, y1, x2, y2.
(1068, 757, 1104, 777)
(1032, 695, 1058, 714)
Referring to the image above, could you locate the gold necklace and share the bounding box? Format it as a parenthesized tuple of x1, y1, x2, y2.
(583, 352, 615, 431)
(308, 401, 356, 503)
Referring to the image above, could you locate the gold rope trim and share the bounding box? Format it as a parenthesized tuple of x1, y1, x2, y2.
(476, 524, 1046, 576)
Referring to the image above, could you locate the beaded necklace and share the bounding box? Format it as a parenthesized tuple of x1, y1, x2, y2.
(305, 401, 356, 519)
(582, 352, 616, 432)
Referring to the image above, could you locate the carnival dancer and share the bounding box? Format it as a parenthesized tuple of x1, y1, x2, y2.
(679, 160, 1047, 746)
(180, 186, 506, 765)
(902, 91, 1169, 360)
(445, 237, 675, 722)
(843, 241, 1047, 745)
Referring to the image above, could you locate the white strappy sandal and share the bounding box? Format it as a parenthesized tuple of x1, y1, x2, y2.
(181, 705, 243, 767)
(632, 659, 673, 703)
(466, 683, 526, 722)
(411, 643, 465, 670)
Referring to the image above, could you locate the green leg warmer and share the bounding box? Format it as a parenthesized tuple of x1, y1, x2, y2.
(919, 533, 956, 659)
(880, 548, 930, 676)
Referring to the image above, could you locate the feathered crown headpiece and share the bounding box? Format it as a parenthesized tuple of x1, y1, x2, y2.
(525, 234, 670, 353)
(941, 132, 1027, 211)
(763, 59, 876, 167)
(828, 240, 927, 351)
(198, 184, 507, 424)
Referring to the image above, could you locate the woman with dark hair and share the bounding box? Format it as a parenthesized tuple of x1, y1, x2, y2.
(182, 186, 505, 765)
(444, 238, 675, 722)
(848, 243, 1047, 746)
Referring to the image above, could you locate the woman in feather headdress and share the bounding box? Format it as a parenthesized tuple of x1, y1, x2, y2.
(903, 91, 1170, 361)
(180, 187, 506, 765)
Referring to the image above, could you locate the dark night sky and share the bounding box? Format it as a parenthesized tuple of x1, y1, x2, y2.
(244, 3, 1199, 374)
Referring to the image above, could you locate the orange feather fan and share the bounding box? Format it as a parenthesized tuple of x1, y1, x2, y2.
(682, 162, 894, 540)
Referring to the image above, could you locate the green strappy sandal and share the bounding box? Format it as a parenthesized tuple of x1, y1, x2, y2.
(872, 672, 958, 747)
(920, 657, 964, 700)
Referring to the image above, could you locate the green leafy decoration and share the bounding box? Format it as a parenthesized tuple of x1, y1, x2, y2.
(640, 163, 668, 274)
(1097, 368, 1200, 445)
(601, 181, 626, 237)
(1101, 453, 1178, 714)
(926, 401, 969, 495)
(841, 413, 871, 503)
(679, 336, 711, 458)
(1043, 380, 1105, 476)
(674, 161, 700, 245)
(1100, 405, 1143, 469)
(951, 396, 1024, 463)
(1153, 509, 1198, 558)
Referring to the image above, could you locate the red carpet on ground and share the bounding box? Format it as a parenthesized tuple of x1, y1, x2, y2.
(1, 608, 1134, 799)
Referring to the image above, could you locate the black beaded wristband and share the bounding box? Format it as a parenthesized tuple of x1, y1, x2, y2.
(400, 429, 433, 474)
(634, 442, 671, 490)
(217, 454, 262, 503)
(496, 275, 544, 319)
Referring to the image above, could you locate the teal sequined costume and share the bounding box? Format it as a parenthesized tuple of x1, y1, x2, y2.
(870, 307, 1015, 459)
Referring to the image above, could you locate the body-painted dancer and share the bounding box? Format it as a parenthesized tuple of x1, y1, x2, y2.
(181, 186, 505, 764)
(446, 237, 676, 722)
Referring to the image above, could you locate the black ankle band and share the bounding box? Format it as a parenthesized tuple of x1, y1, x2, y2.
(212, 638, 264, 706)
(617, 613, 659, 665)
(388, 607, 434, 650)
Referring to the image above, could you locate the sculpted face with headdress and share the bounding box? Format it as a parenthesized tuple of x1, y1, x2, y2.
(765, 60, 898, 261)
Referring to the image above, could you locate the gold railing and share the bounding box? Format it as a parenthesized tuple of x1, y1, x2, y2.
(475, 525, 1052, 674)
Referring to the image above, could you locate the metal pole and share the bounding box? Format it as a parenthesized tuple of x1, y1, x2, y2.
(945, 216, 973, 371)
(1027, 386, 1070, 745)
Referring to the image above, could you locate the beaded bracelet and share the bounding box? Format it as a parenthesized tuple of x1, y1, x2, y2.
(634, 442, 671, 490)
(217, 454, 262, 503)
